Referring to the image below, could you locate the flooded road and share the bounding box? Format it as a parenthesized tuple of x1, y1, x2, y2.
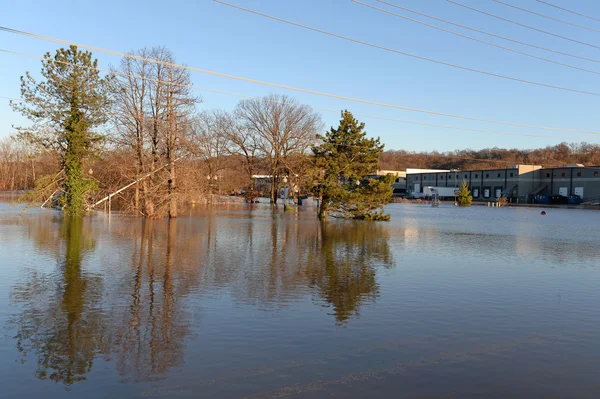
(1, 198, 600, 398)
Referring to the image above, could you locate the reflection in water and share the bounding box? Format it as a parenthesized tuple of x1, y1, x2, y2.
(11, 218, 192, 386)
(9, 213, 395, 386)
(307, 222, 394, 324)
(12, 217, 102, 385)
(110, 219, 190, 383)
(3, 204, 600, 397)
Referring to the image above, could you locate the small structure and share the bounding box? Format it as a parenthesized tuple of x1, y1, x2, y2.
(251, 175, 273, 197)
(431, 189, 440, 207)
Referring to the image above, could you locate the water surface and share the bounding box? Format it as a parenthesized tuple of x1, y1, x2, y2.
(1, 199, 600, 398)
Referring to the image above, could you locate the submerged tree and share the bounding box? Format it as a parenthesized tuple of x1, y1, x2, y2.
(111, 47, 197, 218)
(456, 180, 472, 206)
(235, 94, 322, 204)
(12, 46, 112, 216)
(312, 110, 394, 220)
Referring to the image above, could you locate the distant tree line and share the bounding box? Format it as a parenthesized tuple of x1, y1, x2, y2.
(379, 142, 600, 171)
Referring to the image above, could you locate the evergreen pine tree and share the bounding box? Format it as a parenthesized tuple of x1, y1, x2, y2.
(312, 111, 394, 220)
(456, 180, 473, 206)
(12, 46, 112, 216)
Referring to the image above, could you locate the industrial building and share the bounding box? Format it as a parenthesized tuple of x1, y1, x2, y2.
(406, 165, 600, 204)
(367, 169, 450, 197)
(366, 170, 407, 196)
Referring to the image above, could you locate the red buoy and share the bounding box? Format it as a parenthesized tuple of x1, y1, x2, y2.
(541, 211, 547, 215)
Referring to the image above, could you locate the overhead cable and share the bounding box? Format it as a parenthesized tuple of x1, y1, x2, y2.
(3, 48, 586, 140)
(536, 0, 600, 23)
(0, 26, 598, 134)
(353, 0, 600, 76)
(376, 0, 600, 64)
(212, 1, 600, 96)
(493, 0, 600, 33)
(448, 0, 600, 50)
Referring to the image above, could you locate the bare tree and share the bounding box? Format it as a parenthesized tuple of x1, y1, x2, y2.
(151, 48, 197, 218)
(235, 94, 322, 203)
(111, 47, 197, 218)
(189, 110, 232, 196)
(225, 113, 258, 190)
(111, 52, 152, 214)
(0, 137, 59, 192)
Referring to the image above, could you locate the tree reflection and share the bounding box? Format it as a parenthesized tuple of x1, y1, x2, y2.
(306, 221, 394, 325)
(10, 212, 395, 387)
(12, 217, 103, 385)
(11, 217, 193, 386)
(112, 219, 189, 382)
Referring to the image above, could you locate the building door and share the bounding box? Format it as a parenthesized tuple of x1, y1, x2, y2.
(559, 187, 568, 196)
(473, 188, 479, 198)
(414, 183, 420, 193)
(574, 187, 584, 199)
(483, 188, 490, 198)
(495, 188, 502, 198)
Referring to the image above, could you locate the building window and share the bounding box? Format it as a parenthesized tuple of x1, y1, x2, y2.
(497, 173, 501, 178)
(509, 173, 514, 177)
(456, 174, 459, 179)
(475, 174, 478, 178)
(577, 172, 582, 177)
(464, 174, 468, 179)
(423, 176, 427, 180)
(546, 173, 550, 178)
(561, 172, 566, 177)
(595, 172, 599, 177)
(485, 174, 489, 178)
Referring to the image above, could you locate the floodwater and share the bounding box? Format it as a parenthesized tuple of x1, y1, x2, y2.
(1, 196, 600, 398)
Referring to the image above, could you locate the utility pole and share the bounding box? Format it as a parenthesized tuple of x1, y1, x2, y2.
(452, 168, 458, 206)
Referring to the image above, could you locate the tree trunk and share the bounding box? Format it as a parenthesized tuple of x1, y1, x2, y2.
(143, 180, 154, 218)
(270, 175, 277, 204)
(134, 182, 140, 211)
(317, 194, 327, 220)
(64, 109, 86, 216)
(168, 156, 177, 218)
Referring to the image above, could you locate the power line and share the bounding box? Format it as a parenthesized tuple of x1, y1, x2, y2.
(353, 0, 600, 76)
(0, 26, 598, 135)
(493, 0, 600, 33)
(0, 63, 584, 166)
(448, 0, 600, 50)
(536, 0, 600, 24)
(375, 0, 600, 64)
(4, 48, 587, 141)
(213, 0, 600, 97)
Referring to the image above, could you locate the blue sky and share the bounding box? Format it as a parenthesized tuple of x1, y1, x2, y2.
(1, 0, 600, 151)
